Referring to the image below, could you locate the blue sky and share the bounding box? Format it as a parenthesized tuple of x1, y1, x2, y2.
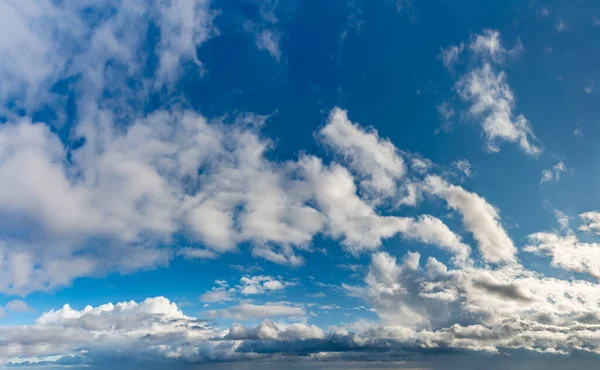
(3, 0, 600, 368)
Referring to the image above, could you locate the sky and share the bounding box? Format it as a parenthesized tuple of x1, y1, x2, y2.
(3, 0, 600, 368)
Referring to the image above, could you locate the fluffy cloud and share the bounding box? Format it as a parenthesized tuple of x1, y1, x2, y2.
(296, 156, 467, 257)
(446, 30, 540, 155)
(524, 232, 600, 279)
(319, 107, 406, 200)
(0, 297, 224, 364)
(579, 211, 600, 235)
(1, 101, 492, 294)
(344, 248, 600, 356)
(238, 276, 292, 295)
(7, 282, 600, 367)
(0, 0, 216, 116)
(423, 175, 516, 264)
(0, 1, 504, 296)
(226, 320, 324, 341)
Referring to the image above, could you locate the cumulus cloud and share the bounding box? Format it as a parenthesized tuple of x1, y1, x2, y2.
(444, 30, 540, 155)
(319, 107, 406, 200)
(423, 175, 516, 264)
(0, 0, 216, 116)
(343, 248, 600, 357)
(0, 1, 502, 296)
(0, 297, 225, 364)
(0, 111, 331, 293)
(226, 320, 324, 341)
(296, 156, 467, 258)
(6, 2, 600, 368)
(524, 232, 600, 279)
(7, 278, 600, 367)
(238, 275, 292, 295)
(578, 211, 600, 235)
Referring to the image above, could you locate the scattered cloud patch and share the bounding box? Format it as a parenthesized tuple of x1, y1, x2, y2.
(541, 161, 566, 185)
(443, 30, 540, 155)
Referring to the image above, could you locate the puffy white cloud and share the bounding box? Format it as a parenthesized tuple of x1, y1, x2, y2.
(320, 107, 406, 200)
(579, 211, 600, 235)
(0, 297, 224, 363)
(456, 63, 539, 155)
(423, 175, 516, 264)
(7, 285, 600, 366)
(238, 275, 292, 295)
(201, 290, 231, 303)
(445, 30, 539, 155)
(0, 110, 330, 293)
(0, 0, 216, 116)
(297, 156, 467, 258)
(525, 232, 600, 279)
(469, 29, 522, 63)
(226, 320, 324, 341)
(152, 0, 216, 85)
(344, 248, 600, 356)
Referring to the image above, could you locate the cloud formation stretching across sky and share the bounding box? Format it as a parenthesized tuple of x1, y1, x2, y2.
(1, 0, 600, 369)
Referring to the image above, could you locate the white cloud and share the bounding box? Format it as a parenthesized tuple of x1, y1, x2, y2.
(469, 29, 522, 63)
(436, 101, 455, 132)
(238, 275, 291, 295)
(178, 248, 219, 260)
(456, 63, 540, 155)
(346, 247, 600, 352)
(207, 303, 306, 320)
(525, 232, 600, 279)
(4, 300, 35, 313)
(579, 211, 600, 235)
(320, 107, 406, 200)
(201, 275, 294, 303)
(7, 283, 600, 365)
(541, 161, 566, 185)
(0, 296, 239, 364)
(445, 30, 539, 155)
(452, 159, 473, 177)
(297, 156, 467, 258)
(226, 320, 324, 341)
(0, 0, 216, 116)
(153, 0, 216, 84)
(0, 110, 331, 293)
(256, 30, 281, 61)
(424, 175, 516, 264)
(201, 290, 231, 303)
(439, 42, 464, 70)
